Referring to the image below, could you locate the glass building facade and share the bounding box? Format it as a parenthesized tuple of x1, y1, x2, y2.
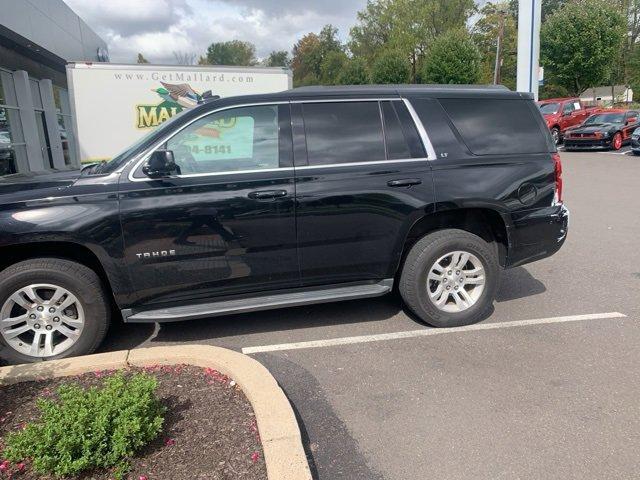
(0, 0, 107, 176)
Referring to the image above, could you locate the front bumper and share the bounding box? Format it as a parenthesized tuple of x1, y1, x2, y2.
(505, 204, 569, 268)
(563, 137, 612, 150)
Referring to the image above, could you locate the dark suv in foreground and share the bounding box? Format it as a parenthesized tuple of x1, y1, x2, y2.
(0, 85, 568, 363)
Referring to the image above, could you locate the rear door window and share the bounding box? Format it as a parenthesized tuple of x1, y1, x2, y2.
(302, 101, 386, 165)
(381, 101, 425, 159)
(439, 98, 549, 155)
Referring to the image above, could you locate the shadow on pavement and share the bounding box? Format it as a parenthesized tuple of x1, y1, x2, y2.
(101, 294, 409, 352)
(496, 266, 546, 302)
(99, 266, 546, 353)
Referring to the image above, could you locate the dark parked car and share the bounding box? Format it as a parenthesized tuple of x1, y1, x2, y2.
(0, 85, 568, 363)
(563, 109, 639, 151)
(630, 127, 640, 155)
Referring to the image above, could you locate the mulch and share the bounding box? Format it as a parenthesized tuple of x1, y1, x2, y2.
(0, 365, 267, 480)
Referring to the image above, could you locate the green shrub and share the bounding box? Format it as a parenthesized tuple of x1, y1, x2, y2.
(3, 372, 165, 478)
(337, 58, 370, 85)
(421, 30, 482, 85)
(370, 51, 410, 84)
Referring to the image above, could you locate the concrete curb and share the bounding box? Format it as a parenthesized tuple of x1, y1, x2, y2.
(0, 346, 312, 480)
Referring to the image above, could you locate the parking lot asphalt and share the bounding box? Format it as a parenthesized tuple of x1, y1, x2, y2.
(103, 150, 640, 479)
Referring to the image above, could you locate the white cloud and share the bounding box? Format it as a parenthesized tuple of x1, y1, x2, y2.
(65, 0, 366, 64)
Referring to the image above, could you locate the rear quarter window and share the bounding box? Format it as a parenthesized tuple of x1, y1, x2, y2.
(438, 98, 549, 155)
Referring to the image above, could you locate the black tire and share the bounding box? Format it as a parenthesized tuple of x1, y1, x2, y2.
(551, 127, 561, 145)
(633, 150, 640, 156)
(0, 258, 110, 364)
(399, 229, 499, 328)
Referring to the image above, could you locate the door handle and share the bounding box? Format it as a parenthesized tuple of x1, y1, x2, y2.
(387, 178, 422, 187)
(248, 190, 288, 200)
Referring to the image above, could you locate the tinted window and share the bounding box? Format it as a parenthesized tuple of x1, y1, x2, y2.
(302, 102, 385, 165)
(538, 102, 559, 114)
(165, 105, 280, 174)
(584, 113, 625, 124)
(381, 102, 411, 159)
(439, 98, 548, 155)
(380, 101, 425, 159)
(562, 102, 574, 115)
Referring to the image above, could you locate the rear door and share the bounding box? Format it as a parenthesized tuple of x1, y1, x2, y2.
(292, 98, 435, 286)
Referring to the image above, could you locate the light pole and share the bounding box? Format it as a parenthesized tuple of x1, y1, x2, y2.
(516, 0, 542, 99)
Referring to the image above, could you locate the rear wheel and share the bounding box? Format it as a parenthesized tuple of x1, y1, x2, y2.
(611, 132, 623, 150)
(399, 229, 499, 328)
(0, 259, 110, 364)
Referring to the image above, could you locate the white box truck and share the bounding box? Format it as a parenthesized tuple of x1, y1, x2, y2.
(66, 62, 292, 163)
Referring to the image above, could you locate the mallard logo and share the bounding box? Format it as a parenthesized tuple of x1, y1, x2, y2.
(136, 82, 203, 129)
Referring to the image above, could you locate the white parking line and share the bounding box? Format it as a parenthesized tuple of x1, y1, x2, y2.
(241, 312, 627, 354)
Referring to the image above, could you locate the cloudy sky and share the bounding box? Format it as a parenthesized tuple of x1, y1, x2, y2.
(65, 0, 369, 64)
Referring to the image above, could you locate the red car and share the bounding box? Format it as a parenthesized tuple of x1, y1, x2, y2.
(563, 109, 639, 151)
(537, 97, 597, 145)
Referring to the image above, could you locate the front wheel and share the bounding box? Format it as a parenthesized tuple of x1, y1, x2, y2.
(551, 127, 561, 145)
(611, 132, 623, 150)
(399, 229, 499, 328)
(0, 259, 110, 364)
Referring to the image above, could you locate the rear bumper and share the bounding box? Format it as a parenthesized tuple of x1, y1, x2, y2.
(505, 204, 569, 268)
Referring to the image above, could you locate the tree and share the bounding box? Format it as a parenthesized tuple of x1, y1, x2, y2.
(337, 58, 370, 84)
(540, 0, 626, 96)
(422, 30, 482, 84)
(292, 25, 344, 86)
(320, 51, 349, 84)
(173, 51, 197, 65)
(265, 50, 290, 67)
(350, 0, 476, 82)
(473, 2, 517, 89)
(203, 40, 256, 66)
(370, 51, 410, 84)
(507, 0, 567, 22)
(136, 53, 149, 64)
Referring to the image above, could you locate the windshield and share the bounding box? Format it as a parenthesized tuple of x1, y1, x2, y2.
(88, 110, 187, 175)
(538, 102, 560, 115)
(584, 113, 625, 125)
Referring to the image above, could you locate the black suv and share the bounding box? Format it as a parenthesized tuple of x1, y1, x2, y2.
(0, 85, 568, 363)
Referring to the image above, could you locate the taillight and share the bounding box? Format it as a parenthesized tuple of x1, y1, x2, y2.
(552, 152, 563, 204)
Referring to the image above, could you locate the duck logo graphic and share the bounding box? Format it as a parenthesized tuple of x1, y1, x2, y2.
(136, 82, 204, 129)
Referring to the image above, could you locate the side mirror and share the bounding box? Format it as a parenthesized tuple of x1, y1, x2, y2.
(142, 150, 176, 177)
(627, 117, 637, 124)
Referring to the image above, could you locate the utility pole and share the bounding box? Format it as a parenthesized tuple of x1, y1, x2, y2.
(493, 11, 506, 85)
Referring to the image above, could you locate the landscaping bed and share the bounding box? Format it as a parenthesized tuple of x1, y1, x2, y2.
(0, 364, 267, 480)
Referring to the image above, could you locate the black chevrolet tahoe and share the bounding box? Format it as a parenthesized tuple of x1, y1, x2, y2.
(0, 85, 568, 363)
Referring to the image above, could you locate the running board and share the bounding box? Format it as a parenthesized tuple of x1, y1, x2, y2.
(123, 279, 394, 323)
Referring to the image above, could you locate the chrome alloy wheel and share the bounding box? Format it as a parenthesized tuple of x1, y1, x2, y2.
(426, 251, 486, 313)
(1, 284, 85, 358)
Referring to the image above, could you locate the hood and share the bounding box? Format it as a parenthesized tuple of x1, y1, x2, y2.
(0, 169, 82, 195)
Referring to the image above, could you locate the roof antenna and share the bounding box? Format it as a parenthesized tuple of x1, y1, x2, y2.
(199, 90, 220, 103)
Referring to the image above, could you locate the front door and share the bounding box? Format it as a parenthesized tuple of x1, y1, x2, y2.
(119, 103, 299, 308)
(292, 99, 435, 286)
